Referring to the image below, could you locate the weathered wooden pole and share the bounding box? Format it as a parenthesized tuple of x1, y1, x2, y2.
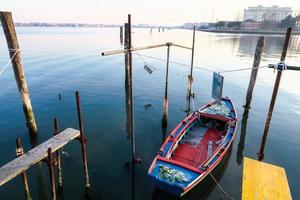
(16, 138, 31, 200)
(127, 14, 140, 164)
(162, 43, 171, 127)
(124, 23, 130, 87)
(47, 148, 56, 200)
(257, 27, 292, 161)
(53, 118, 63, 191)
(120, 26, 123, 44)
(0, 12, 38, 134)
(75, 91, 91, 191)
(187, 26, 196, 99)
(244, 36, 265, 109)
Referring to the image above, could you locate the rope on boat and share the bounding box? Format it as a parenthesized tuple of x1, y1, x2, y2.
(0, 49, 19, 76)
(209, 172, 235, 200)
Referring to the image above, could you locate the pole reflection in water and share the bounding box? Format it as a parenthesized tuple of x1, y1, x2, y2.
(125, 85, 131, 139)
(236, 109, 249, 165)
(161, 123, 167, 144)
(131, 167, 136, 200)
(28, 135, 49, 199)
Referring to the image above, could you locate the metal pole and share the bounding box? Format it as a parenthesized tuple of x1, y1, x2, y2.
(257, 27, 292, 161)
(244, 37, 264, 109)
(75, 91, 91, 191)
(16, 138, 31, 200)
(162, 43, 171, 127)
(0, 12, 38, 134)
(53, 118, 63, 191)
(47, 148, 56, 200)
(187, 26, 196, 98)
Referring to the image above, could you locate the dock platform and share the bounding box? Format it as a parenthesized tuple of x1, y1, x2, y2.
(242, 157, 292, 200)
(0, 128, 80, 186)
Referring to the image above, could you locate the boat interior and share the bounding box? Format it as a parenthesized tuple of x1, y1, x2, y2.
(170, 116, 228, 168)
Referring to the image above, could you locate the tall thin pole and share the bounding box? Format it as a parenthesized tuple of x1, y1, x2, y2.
(120, 26, 123, 45)
(124, 23, 130, 87)
(244, 36, 264, 109)
(124, 22, 131, 139)
(53, 118, 63, 191)
(187, 26, 196, 98)
(47, 148, 56, 200)
(162, 43, 171, 126)
(128, 14, 137, 164)
(257, 27, 292, 161)
(0, 12, 38, 134)
(75, 91, 91, 191)
(16, 138, 31, 200)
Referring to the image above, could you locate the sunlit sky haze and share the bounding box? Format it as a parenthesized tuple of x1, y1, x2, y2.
(2, 0, 300, 25)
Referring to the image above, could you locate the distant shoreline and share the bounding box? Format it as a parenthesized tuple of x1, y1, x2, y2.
(198, 29, 300, 35)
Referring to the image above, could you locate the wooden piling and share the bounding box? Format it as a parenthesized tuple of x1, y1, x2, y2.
(120, 26, 123, 44)
(0, 12, 38, 134)
(15, 138, 31, 200)
(47, 148, 56, 200)
(53, 118, 63, 191)
(75, 91, 91, 191)
(127, 14, 139, 164)
(244, 37, 265, 110)
(162, 43, 171, 126)
(124, 23, 130, 87)
(187, 26, 196, 99)
(258, 27, 292, 161)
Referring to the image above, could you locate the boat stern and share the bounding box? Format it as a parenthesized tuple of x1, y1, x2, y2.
(148, 159, 200, 197)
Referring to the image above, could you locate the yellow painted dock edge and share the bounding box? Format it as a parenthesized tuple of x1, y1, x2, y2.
(242, 157, 292, 200)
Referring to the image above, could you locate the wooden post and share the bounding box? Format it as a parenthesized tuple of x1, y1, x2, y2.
(257, 27, 292, 161)
(47, 148, 56, 200)
(0, 12, 38, 134)
(120, 26, 123, 44)
(75, 91, 91, 191)
(162, 43, 171, 127)
(236, 109, 249, 165)
(53, 118, 63, 191)
(124, 23, 130, 87)
(244, 37, 265, 109)
(187, 26, 196, 99)
(127, 14, 140, 164)
(16, 138, 31, 200)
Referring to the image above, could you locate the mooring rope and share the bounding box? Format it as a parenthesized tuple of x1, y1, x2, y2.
(209, 172, 235, 200)
(134, 52, 269, 74)
(0, 49, 19, 75)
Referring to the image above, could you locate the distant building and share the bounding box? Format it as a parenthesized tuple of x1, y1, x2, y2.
(241, 20, 260, 30)
(244, 5, 292, 22)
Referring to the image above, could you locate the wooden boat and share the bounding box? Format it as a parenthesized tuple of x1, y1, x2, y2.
(148, 97, 237, 197)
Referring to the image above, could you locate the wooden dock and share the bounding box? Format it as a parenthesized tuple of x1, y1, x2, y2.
(242, 157, 292, 200)
(0, 128, 80, 186)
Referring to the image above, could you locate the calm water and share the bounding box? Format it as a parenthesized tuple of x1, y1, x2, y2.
(0, 27, 300, 199)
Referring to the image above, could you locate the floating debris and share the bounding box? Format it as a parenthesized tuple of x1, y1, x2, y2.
(144, 104, 152, 110)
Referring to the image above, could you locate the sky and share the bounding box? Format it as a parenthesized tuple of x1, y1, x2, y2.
(1, 0, 300, 25)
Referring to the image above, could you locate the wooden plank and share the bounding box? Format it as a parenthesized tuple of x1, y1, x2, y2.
(0, 128, 80, 186)
(242, 157, 292, 200)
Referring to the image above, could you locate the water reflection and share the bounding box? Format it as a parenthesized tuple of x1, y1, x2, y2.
(125, 85, 131, 139)
(237, 35, 300, 58)
(236, 109, 249, 165)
